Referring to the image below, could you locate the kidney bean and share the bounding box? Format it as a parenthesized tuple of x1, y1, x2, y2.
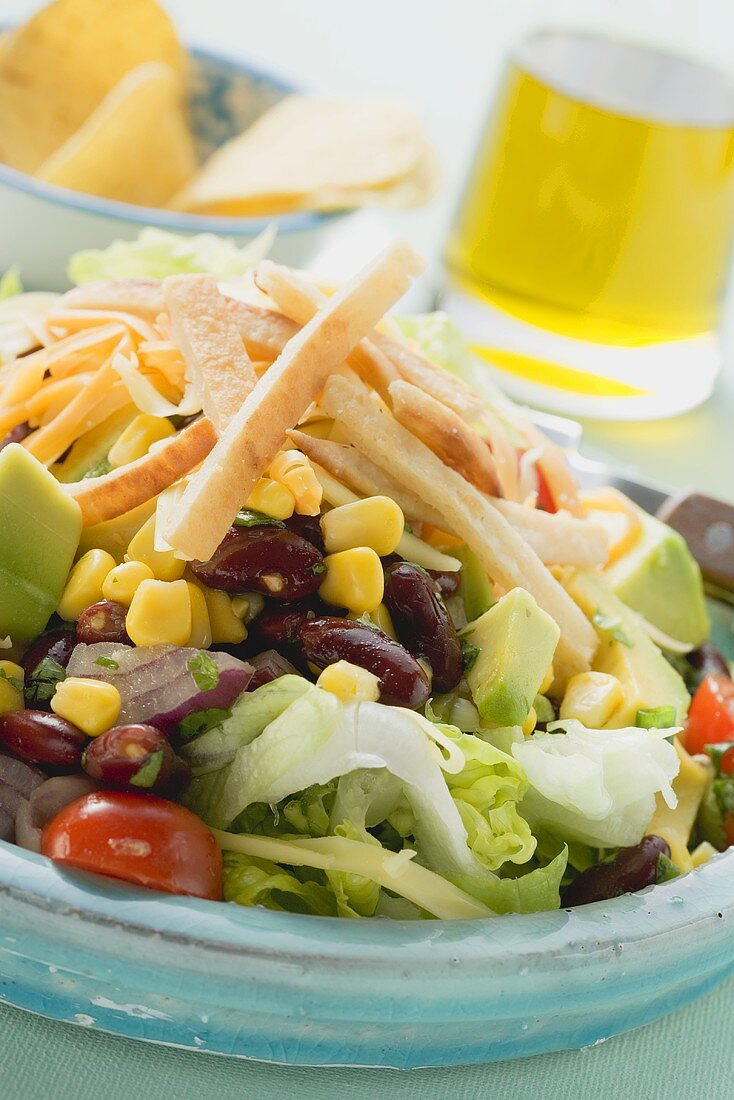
(76, 600, 130, 645)
(0, 422, 31, 451)
(83, 724, 189, 795)
(298, 616, 430, 709)
(384, 563, 462, 693)
(256, 601, 319, 648)
(0, 710, 87, 771)
(248, 650, 301, 690)
(561, 836, 672, 908)
(15, 774, 98, 852)
(688, 643, 729, 682)
(285, 513, 325, 553)
(191, 526, 324, 603)
(21, 628, 77, 676)
(427, 569, 461, 600)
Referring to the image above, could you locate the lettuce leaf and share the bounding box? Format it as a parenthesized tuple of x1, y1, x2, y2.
(512, 719, 680, 848)
(396, 311, 509, 409)
(222, 851, 336, 916)
(67, 226, 274, 285)
(0, 267, 22, 300)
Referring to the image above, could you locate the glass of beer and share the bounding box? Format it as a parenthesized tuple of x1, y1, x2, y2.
(443, 30, 734, 419)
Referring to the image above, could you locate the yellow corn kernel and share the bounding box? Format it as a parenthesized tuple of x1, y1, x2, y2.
(522, 707, 538, 736)
(58, 549, 116, 622)
(102, 560, 154, 607)
(359, 602, 397, 640)
(185, 581, 212, 649)
(560, 671, 623, 728)
(269, 450, 322, 515)
(126, 515, 186, 582)
(126, 579, 192, 647)
(197, 585, 247, 645)
(51, 677, 121, 737)
(0, 660, 24, 715)
(245, 477, 296, 520)
(321, 496, 404, 558)
(319, 547, 384, 614)
(108, 414, 176, 469)
(317, 660, 381, 703)
(691, 841, 717, 869)
(539, 663, 555, 696)
(231, 596, 251, 621)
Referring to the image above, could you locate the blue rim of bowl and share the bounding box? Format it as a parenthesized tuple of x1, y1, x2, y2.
(0, 42, 336, 236)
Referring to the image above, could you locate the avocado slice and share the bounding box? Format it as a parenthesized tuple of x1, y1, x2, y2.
(564, 569, 689, 727)
(0, 444, 81, 642)
(461, 587, 560, 726)
(452, 543, 495, 622)
(602, 504, 709, 648)
(53, 407, 136, 484)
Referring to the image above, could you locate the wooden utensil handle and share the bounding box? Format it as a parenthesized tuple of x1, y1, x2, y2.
(657, 491, 734, 593)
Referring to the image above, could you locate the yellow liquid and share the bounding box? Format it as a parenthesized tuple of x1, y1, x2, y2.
(446, 50, 734, 344)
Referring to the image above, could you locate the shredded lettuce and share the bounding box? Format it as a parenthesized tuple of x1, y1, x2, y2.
(223, 851, 337, 916)
(0, 267, 22, 300)
(512, 719, 680, 848)
(67, 226, 274, 285)
(396, 311, 509, 409)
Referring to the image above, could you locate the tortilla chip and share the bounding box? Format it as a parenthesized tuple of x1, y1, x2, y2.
(173, 95, 438, 215)
(36, 62, 196, 205)
(0, 0, 185, 173)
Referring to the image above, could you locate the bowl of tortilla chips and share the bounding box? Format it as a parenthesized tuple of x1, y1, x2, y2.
(0, 0, 438, 289)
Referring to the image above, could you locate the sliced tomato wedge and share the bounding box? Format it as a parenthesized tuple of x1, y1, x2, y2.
(684, 675, 734, 756)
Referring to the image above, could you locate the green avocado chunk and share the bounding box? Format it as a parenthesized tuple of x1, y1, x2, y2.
(564, 569, 689, 728)
(452, 543, 495, 622)
(461, 587, 560, 726)
(0, 444, 82, 643)
(603, 505, 709, 648)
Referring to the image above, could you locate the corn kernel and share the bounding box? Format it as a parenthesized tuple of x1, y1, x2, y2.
(321, 496, 404, 558)
(560, 671, 623, 728)
(51, 677, 121, 737)
(348, 602, 397, 640)
(231, 596, 251, 621)
(317, 660, 381, 703)
(194, 583, 247, 644)
(102, 560, 154, 607)
(245, 477, 296, 520)
(108, 414, 176, 468)
(319, 547, 384, 614)
(126, 579, 192, 647)
(126, 515, 186, 581)
(0, 660, 24, 715)
(58, 549, 116, 621)
(539, 663, 555, 696)
(185, 581, 212, 649)
(691, 841, 717, 868)
(522, 707, 538, 736)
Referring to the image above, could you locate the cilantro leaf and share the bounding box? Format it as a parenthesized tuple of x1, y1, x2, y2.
(24, 657, 66, 706)
(130, 750, 164, 789)
(83, 458, 112, 480)
(0, 666, 24, 694)
(460, 638, 480, 672)
(234, 509, 284, 529)
(187, 652, 220, 693)
(592, 607, 632, 647)
(93, 655, 119, 670)
(178, 707, 231, 742)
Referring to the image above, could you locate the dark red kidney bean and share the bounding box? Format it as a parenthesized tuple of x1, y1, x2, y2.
(561, 836, 672, 908)
(83, 724, 189, 795)
(285, 513, 325, 553)
(21, 628, 77, 677)
(0, 710, 87, 771)
(191, 526, 324, 603)
(0, 422, 31, 451)
(298, 616, 430, 709)
(688, 644, 729, 680)
(248, 650, 300, 690)
(384, 563, 462, 693)
(427, 569, 461, 600)
(76, 600, 130, 645)
(256, 600, 320, 647)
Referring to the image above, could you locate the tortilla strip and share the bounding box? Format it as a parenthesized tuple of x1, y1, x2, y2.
(319, 374, 597, 684)
(161, 240, 424, 561)
(515, 417, 582, 516)
(164, 275, 257, 433)
(289, 429, 608, 568)
(389, 379, 500, 496)
(66, 416, 218, 527)
(255, 259, 400, 398)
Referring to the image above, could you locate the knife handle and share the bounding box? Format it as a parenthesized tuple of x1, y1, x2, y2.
(657, 491, 734, 593)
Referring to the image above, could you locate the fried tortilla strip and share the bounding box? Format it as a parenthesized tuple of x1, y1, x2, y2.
(320, 374, 597, 684)
(389, 379, 500, 496)
(164, 275, 257, 433)
(255, 259, 399, 398)
(66, 416, 217, 526)
(161, 240, 424, 561)
(224, 299, 298, 360)
(290, 429, 608, 568)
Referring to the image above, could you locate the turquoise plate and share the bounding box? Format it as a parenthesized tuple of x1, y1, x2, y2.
(0, 614, 732, 1069)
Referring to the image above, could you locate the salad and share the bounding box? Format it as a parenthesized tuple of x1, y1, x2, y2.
(0, 232, 725, 920)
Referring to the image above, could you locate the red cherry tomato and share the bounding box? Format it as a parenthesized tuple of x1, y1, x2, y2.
(720, 745, 734, 776)
(535, 467, 557, 513)
(684, 675, 734, 756)
(41, 791, 222, 900)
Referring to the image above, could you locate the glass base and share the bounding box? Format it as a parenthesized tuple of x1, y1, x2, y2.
(439, 283, 721, 421)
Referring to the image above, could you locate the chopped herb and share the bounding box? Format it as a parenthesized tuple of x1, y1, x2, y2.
(635, 706, 677, 730)
(178, 707, 231, 742)
(655, 852, 680, 884)
(353, 612, 380, 633)
(234, 508, 284, 528)
(310, 561, 327, 576)
(187, 652, 220, 692)
(24, 657, 66, 706)
(592, 607, 632, 647)
(0, 666, 23, 694)
(82, 458, 112, 480)
(93, 656, 119, 670)
(130, 750, 164, 789)
(460, 639, 480, 672)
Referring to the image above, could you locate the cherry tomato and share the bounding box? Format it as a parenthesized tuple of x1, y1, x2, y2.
(535, 467, 557, 513)
(720, 745, 734, 776)
(41, 791, 222, 900)
(684, 675, 734, 756)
